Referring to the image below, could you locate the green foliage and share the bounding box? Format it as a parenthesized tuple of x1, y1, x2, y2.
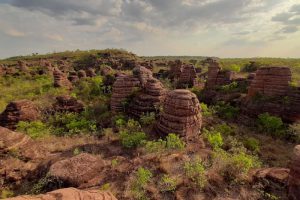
(73, 147, 81, 155)
(159, 174, 177, 192)
(207, 131, 223, 149)
(113, 114, 127, 128)
(74, 76, 105, 101)
(166, 133, 185, 150)
(288, 123, 300, 142)
(1, 189, 14, 199)
(131, 167, 153, 200)
(200, 103, 214, 117)
(16, 121, 49, 139)
(144, 139, 167, 153)
(257, 113, 285, 137)
(126, 119, 142, 132)
(100, 183, 111, 191)
(49, 112, 97, 136)
(214, 124, 234, 136)
(243, 137, 260, 152)
(226, 64, 241, 72)
(119, 130, 147, 148)
(213, 102, 239, 119)
(218, 82, 238, 93)
(184, 159, 207, 190)
(111, 159, 119, 168)
(140, 112, 156, 126)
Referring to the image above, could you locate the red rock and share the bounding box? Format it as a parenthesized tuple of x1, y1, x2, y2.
(78, 70, 87, 78)
(53, 67, 73, 89)
(86, 68, 97, 77)
(133, 66, 153, 87)
(53, 95, 84, 113)
(178, 64, 197, 88)
(288, 145, 300, 200)
(68, 71, 79, 83)
(155, 89, 202, 138)
(100, 66, 113, 76)
(169, 60, 183, 80)
(7, 187, 117, 200)
(206, 61, 235, 89)
(17, 60, 29, 72)
(49, 153, 106, 187)
(254, 167, 290, 184)
(0, 100, 40, 130)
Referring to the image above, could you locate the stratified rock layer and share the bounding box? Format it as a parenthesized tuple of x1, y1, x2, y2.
(53, 68, 72, 89)
(247, 67, 291, 98)
(169, 60, 182, 80)
(110, 75, 140, 112)
(53, 95, 84, 113)
(155, 89, 202, 138)
(206, 61, 235, 89)
(0, 100, 40, 130)
(86, 68, 97, 77)
(133, 66, 153, 87)
(288, 145, 300, 200)
(68, 71, 79, 83)
(178, 64, 197, 87)
(130, 78, 166, 117)
(7, 188, 117, 200)
(78, 70, 87, 78)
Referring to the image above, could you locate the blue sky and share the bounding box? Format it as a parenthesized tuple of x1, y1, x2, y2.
(0, 0, 299, 58)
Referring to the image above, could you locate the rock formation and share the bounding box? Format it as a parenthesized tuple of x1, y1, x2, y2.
(7, 188, 117, 200)
(100, 65, 113, 76)
(0, 100, 40, 130)
(247, 67, 291, 98)
(49, 153, 106, 187)
(288, 145, 300, 200)
(178, 64, 197, 87)
(130, 78, 166, 117)
(169, 60, 182, 80)
(133, 65, 153, 87)
(68, 71, 79, 83)
(86, 68, 97, 77)
(206, 61, 235, 89)
(17, 60, 29, 72)
(155, 89, 202, 138)
(78, 69, 87, 78)
(53, 67, 72, 89)
(110, 75, 140, 112)
(53, 95, 84, 113)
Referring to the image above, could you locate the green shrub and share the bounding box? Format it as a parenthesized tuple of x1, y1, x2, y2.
(218, 82, 238, 93)
(200, 103, 213, 117)
(49, 112, 97, 136)
(113, 115, 127, 128)
(140, 112, 156, 126)
(207, 131, 223, 149)
(119, 130, 147, 148)
(213, 102, 239, 119)
(226, 64, 241, 72)
(130, 167, 153, 200)
(1, 189, 14, 199)
(100, 183, 111, 191)
(74, 76, 106, 101)
(243, 137, 260, 152)
(126, 119, 142, 132)
(214, 124, 234, 136)
(166, 133, 185, 150)
(144, 139, 167, 153)
(257, 113, 285, 137)
(159, 174, 177, 192)
(184, 159, 207, 190)
(16, 121, 49, 139)
(73, 147, 82, 155)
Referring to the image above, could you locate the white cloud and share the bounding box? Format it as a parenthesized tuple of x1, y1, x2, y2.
(5, 29, 26, 37)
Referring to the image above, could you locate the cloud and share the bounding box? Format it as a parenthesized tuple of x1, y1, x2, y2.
(5, 29, 26, 37)
(45, 34, 64, 41)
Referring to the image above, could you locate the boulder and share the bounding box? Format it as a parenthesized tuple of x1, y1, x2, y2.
(53, 67, 73, 89)
(288, 145, 300, 200)
(133, 66, 153, 87)
(100, 66, 113, 76)
(68, 71, 79, 83)
(7, 187, 117, 200)
(49, 153, 106, 187)
(254, 167, 290, 184)
(78, 70, 87, 78)
(86, 68, 97, 77)
(110, 75, 141, 112)
(130, 78, 166, 117)
(155, 89, 202, 138)
(53, 95, 84, 113)
(0, 100, 40, 130)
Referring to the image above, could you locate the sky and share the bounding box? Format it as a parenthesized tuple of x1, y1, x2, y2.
(0, 0, 300, 58)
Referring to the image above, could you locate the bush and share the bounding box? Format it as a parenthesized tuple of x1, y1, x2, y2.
(16, 121, 49, 139)
(166, 133, 185, 150)
(119, 130, 147, 148)
(140, 112, 156, 126)
(74, 76, 105, 100)
(257, 113, 285, 137)
(127, 119, 142, 132)
(184, 159, 207, 190)
(218, 82, 238, 93)
(144, 139, 167, 153)
(159, 174, 177, 192)
(227, 64, 241, 72)
(207, 131, 223, 149)
(49, 112, 97, 136)
(200, 103, 213, 117)
(214, 123, 234, 136)
(130, 167, 153, 200)
(243, 137, 260, 152)
(213, 102, 239, 119)
(1, 189, 14, 199)
(113, 114, 127, 128)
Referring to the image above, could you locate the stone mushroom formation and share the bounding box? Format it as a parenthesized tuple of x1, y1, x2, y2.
(53, 67, 73, 90)
(155, 89, 202, 139)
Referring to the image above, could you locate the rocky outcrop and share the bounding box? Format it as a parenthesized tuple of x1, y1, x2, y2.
(17, 60, 29, 72)
(130, 78, 166, 117)
(7, 188, 117, 200)
(178, 64, 197, 88)
(68, 71, 79, 83)
(289, 145, 300, 200)
(133, 66, 153, 87)
(100, 66, 113, 76)
(78, 70, 87, 78)
(49, 153, 106, 187)
(86, 68, 97, 77)
(169, 60, 182, 80)
(155, 89, 202, 138)
(0, 100, 40, 130)
(206, 61, 235, 89)
(53, 68, 72, 89)
(53, 95, 84, 113)
(247, 67, 291, 98)
(110, 75, 141, 112)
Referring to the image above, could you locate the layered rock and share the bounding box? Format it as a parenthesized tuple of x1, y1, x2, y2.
(130, 78, 166, 117)
(0, 100, 40, 130)
(206, 61, 235, 89)
(17, 60, 29, 72)
(133, 65, 153, 87)
(53, 67, 72, 89)
(288, 145, 300, 200)
(178, 64, 197, 87)
(247, 67, 291, 98)
(78, 70, 87, 78)
(169, 60, 182, 80)
(100, 65, 113, 76)
(49, 153, 106, 187)
(86, 68, 97, 77)
(53, 95, 84, 113)
(7, 188, 117, 200)
(155, 89, 202, 138)
(68, 71, 79, 83)
(110, 75, 141, 112)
